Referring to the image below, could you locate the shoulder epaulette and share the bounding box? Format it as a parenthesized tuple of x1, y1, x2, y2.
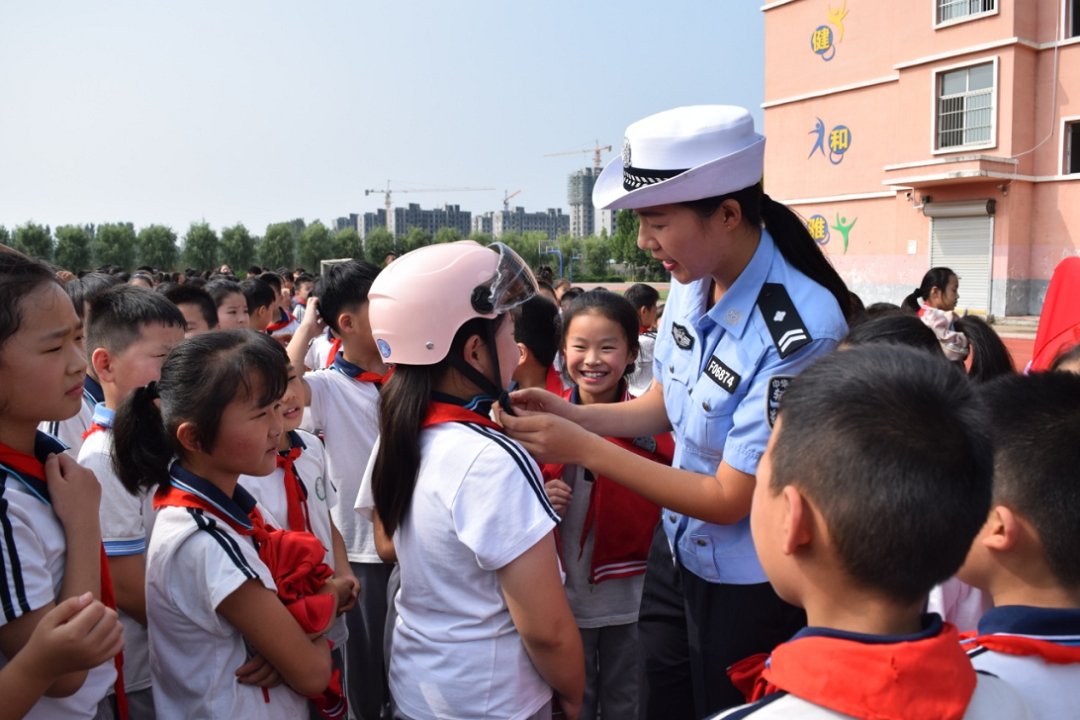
(757, 283, 812, 359)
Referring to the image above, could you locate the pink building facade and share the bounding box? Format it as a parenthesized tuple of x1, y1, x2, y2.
(762, 0, 1080, 316)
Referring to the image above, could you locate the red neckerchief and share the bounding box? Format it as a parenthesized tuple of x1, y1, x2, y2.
(266, 308, 295, 333)
(541, 384, 673, 583)
(153, 482, 346, 718)
(323, 337, 342, 369)
(81, 423, 108, 440)
(277, 438, 312, 534)
(544, 365, 564, 394)
(729, 622, 976, 720)
(638, 325, 651, 335)
(421, 400, 503, 432)
(962, 633, 1080, 663)
(330, 353, 392, 385)
(0, 441, 129, 720)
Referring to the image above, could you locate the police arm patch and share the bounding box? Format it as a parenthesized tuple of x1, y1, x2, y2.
(757, 283, 813, 359)
(766, 375, 794, 428)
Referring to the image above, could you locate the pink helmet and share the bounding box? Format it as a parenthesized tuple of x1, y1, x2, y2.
(368, 241, 537, 366)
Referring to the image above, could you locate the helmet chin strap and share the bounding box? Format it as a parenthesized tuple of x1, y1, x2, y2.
(447, 318, 514, 415)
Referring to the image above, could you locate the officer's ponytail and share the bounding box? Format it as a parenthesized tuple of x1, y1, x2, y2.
(683, 183, 852, 320)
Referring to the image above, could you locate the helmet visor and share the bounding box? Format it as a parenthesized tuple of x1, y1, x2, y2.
(474, 242, 538, 315)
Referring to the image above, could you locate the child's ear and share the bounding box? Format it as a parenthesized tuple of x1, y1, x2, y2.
(91, 347, 114, 384)
(176, 422, 202, 454)
(781, 485, 814, 555)
(516, 342, 530, 368)
(463, 334, 486, 373)
(981, 505, 1020, 552)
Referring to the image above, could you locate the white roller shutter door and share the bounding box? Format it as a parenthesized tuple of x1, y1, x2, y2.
(929, 215, 993, 313)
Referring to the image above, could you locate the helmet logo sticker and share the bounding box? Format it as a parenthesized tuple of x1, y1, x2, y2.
(377, 339, 392, 358)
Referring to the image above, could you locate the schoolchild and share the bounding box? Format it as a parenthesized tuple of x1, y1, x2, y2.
(361, 240, 584, 720)
(39, 272, 123, 457)
(901, 267, 969, 362)
(111, 331, 340, 718)
(954, 315, 1014, 383)
(77, 285, 186, 717)
(159, 283, 218, 336)
(502, 105, 849, 717)
(205, 278, 250, 330)
(957, 372, 1080, 718)
(242, 277, 278, 334)
(541, 289, 673, 720)
(511, 295, 564, 393)
(293, 273, 316, 324)
(623, 283, 660, 396)
(712, 345, 1029, 719)
(0, 247, 120, 718)
(285, 260, 392, 720)
(260, 271, 300, 342)
(238, 361, 360, 712)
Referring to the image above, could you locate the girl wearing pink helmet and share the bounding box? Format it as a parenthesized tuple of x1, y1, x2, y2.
(361, 241, 584, 720)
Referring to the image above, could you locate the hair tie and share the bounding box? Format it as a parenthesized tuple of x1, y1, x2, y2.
(914, 288, 922, 297)
(145, 381, 160, 400)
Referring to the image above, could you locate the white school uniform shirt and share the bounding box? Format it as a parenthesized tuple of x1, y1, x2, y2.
(358, 403, 560, 720)
(239, 428, 346, 646)
(0, 432, 117, 719)
(38, 375, 103, 458)
(300, 355, 381, 563)
(77, 406, 156, 694)
(146, 463, 307, 720)
(304, 329, 336, 371)
(967, 605, 1080, 720)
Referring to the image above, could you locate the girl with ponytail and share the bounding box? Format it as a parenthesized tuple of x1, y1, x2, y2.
(357, 241, 584, 720)
(112, 330, 344, 719)
(901, 267, 969, 362)
(500, 105, 850, 718)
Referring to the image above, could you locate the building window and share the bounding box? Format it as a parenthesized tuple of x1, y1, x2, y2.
(937, 0, 996, 24)
(937, 62, 995, 150)
(1067, 122, 1080, 174)
(1069, 0, 1080, 38)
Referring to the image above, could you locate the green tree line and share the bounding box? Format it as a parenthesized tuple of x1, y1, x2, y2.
(1, 211, 664, 281)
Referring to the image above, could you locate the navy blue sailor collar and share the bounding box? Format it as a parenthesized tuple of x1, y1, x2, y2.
(789, 613, 944, 645)
(977, 605, 1080, 638)
(167, 461, 258, 531)
(83, 374, 105, 407)
(430, 391, 497, 420)
(700, 229, 776, 341)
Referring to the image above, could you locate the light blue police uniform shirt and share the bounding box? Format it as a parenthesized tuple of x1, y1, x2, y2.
(653, 229, 847, 584)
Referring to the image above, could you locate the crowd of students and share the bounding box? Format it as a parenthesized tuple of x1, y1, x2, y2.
(2, 102, 1079, 720)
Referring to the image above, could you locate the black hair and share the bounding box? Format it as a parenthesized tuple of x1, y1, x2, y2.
(373, 317, 494, 536)
(901, 267, 956, 313)
(954, 316, 1013, 383)
(683, 183, 852, 320)
(561, 290, 640, 378)
(623, 283, 660, 314)
(86, 285, 186, 357)
(981, 372, 1080, 587)
(316, 260, 381, 334)
(240, 277, 276, 313)
(205, 279, 245, 308)
(257, 271, 283, 294)
(1050, 342, 1080, 372)
(129, 272, 154, 287)
(770, 345, 992, 604)
(160, 284, 219, 330)
(65, 272, 124, 320)
(512, 295, 561, 368)
(294, 273, 315, 288)
(843, 314, 944, 357)
(865, 301, 902, 320)
(112, 330, 288, 493)
(0, 245, 64, 351)
(247, 265, 263, 276)
(559, 287, 583, 313)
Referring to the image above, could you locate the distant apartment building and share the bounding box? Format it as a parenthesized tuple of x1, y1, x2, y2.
(361, 210, 387, 239)
(361, 204, 472, 239)
(472, 207, 570, 241)
(334, 214, 359, 233)
(567, 167, 600, 238)
(763, 0, 1080, 315)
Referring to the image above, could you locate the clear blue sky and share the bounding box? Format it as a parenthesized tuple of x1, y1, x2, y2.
(0, 1, 764, 236)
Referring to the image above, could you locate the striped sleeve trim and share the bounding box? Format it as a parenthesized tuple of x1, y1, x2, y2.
(463, 423, 559, 523)
(103, 538, 147, 557)
(0, 481, 32, 622)
(188, 509, 258, 580)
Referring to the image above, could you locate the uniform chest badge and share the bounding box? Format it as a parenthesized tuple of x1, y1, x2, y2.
(705, 355, 742, 394)
(766, 375, 794, 428)
(671, 323, 694, 350)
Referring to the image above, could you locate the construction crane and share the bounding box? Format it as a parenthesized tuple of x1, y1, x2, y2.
(502, 189, 522, 211)
(544, 140, 613, 173)
(363, 181, 494, 228)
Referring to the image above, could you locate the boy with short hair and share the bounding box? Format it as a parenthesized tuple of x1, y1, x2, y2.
(623, 283, 660, 396)
(159, 284, 218, 337)
(957, 372, 1080, 719)
(292, 273, 315, 324)
(77, 285, 186, 717)
(240, 277, 277, 333)
(511, 295, 564, 393)
(286, 260, 391, 720)
(715, 345, 1029, 719)
(259, 271, 300, 342)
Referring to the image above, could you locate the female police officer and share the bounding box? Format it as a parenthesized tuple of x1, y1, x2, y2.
(501, 105, 850, 719)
